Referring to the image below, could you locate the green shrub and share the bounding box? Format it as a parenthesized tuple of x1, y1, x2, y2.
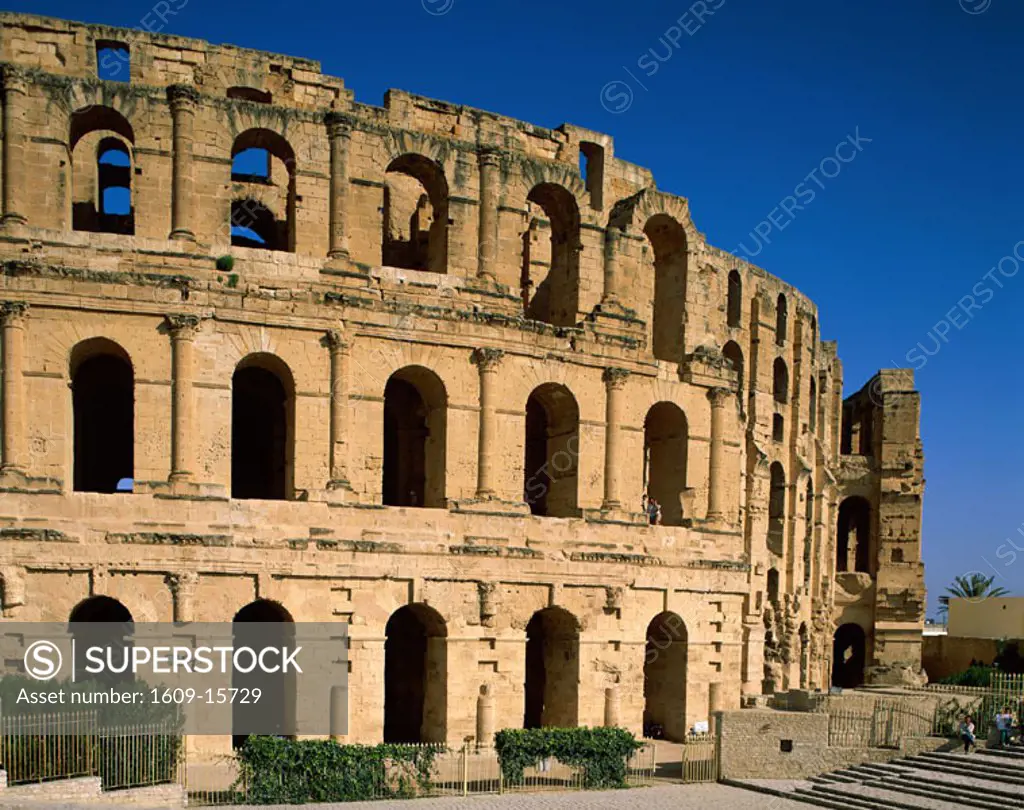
(236, 737, 439, 804)
(215, 255, 235, 272)
(226, 273, 239, 288)
(939, 665, 994, 688)
(494, 727, 642, 790)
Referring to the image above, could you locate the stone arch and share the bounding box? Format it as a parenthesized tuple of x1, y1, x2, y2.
(643, 402, 688, 526)
(524, 606, 580, 728)
(837, 496, 872, 574)
(768, 462, 785, 557)
(383, 153, 449, 273)
(522, 183, 581, 327)
(69, 106, 135, 235)
(831, 623, 867, 688)
(232, 353, 296, 500)
(773, 358, 789, 405)
(727, 270, 742, 328)
(767, 567, 780, 604)
(383, 365, 447, 508)
(524, 383, 580, 517)
(799, 622, 810, 688)
(722, 340, 744, 403)
(69, 595, 134, 685)
(804, 479, 814, 588)
(776, 294, 788, 346)
(384, 603, 448, 743)
(645, 214, 688, 364)
(230, 128, 297, 252)
(643, 611, 688, 741)
(232, 599, 295, 748)
(70, 337, 134, 494)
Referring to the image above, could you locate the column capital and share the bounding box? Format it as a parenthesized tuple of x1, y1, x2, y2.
(707, 386, 733, 406)
(165, 313, 201, 339)
(0, 301, 28, 326)
(167, 83, 200, 110)
(602, 367, 630, 389)
(472, 347, 505, 373)
(477, 146, 502, 167)
(325, 328, 350, 351)
(0, 65, 28, 95)
(165, 570, 199, 596)
(325, 111, 354, 139)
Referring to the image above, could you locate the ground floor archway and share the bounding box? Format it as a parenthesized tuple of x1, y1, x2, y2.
(232, 599, 294, 748)
(524, 607, 580, 728)
(643, 612, 688, 740)
(831, 623, 867, 688)
(384, 604, 448, 743)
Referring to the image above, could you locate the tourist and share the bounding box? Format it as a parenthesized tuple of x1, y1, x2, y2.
(996, 706, 1014, 749)
(959, 715, 976, 754)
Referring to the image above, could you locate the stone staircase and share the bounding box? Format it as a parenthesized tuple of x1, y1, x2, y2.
(730, 746, 1024, 809)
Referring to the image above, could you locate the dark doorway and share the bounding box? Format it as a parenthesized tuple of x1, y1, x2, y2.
(832, 624, 867, 689)
(382, 368, 447, 508)
(643, 612, 688, 741)
(68, 595, 134, 685)
(71, 340, 134, 493)
(232, 599, 294, 749)
(232, 357, 293, 500)
(643, 403, 688, 526)
(524, 607, 580, 729)
(383, 604, 447, 743)
(523, 384, 579, 517)
(837, 497, 872, 573)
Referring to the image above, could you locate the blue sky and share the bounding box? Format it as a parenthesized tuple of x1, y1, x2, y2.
(15, 0, 1024, 616)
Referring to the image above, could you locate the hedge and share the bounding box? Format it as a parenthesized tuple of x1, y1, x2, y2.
(236, 737, 439, 804)
(494, 727, 643, 790)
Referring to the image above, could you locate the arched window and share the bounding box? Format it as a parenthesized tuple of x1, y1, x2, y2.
(727, 270, 742, 328)
(767, 568, 780, 604)
(832, 624, 866, 688)
(70, 106, 135, 235)
(773, 358, 789, 404)
(69, 595, 134, 684)
(768, 462, 785, 556)
(804, 479, 814, 588)
(230, 129, 296, 252)
(524, 384, 579, 517)
(522, 184, 581, 326)
(96, 40, 129, 82)
(578, 141, 605, 209)
(643, 402, 688, 526)
(382, 154, 449, 273)
(723, 341, 744, 403)
(524, 607, 580, 729)
(837, 496, 872, 574)
(809, 376, 818, 433)
(382, 366, 447, 508)
(231, 354, 295, 500)
(645, 214, 688, 364)
(71, 338, 133, 493)
(643, 612, 688, 741)
(772, 413, 785, 442)
(776, 294, 788, 346)
(233, 600, 294, 748)
(384, 604, 448, 743)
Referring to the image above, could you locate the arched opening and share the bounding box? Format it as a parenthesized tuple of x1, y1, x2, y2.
(521, 183, 581, 327)
(69, 595, 134, 685)
(836, 496, 872, 574)
(578, 142, 605, 209)
(645, 214, 688, 364)
(773, 358, 789, 404)
(643, 612, 688, 741)
(776, 294, 788, 346)
(232, 599, 294, 749)
(524, 384, 579, 517)
(727, 271, 742, 328)
(643, 402, 688, 526)
(803, 480, 814, 588)
(384, 604, 448, 743)
(799, 623, 810, 688)
(382, 154, 449, 273)
(524, 607, 580, 729)
(230, 129, 296, 252)
(832, 624, 866, 688)
(231, 354, 295, 500)
(382, 366, 447, 508)
(71, 338, 134, 493)
(96, 40, 130, 82)
(70, 106, 135, 235)
(809, 376, 817, 433)
(723, 341, 744, 403)
(768, 462, 785, 557)
(767, 568, 780, 604)
(772, 413, 785, 442)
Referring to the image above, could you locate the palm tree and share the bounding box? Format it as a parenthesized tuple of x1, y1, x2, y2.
(938, 574, 1010, 614)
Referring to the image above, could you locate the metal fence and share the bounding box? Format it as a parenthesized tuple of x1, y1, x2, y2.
(680, 732, 717, 783)
(0, 711, 182, 790)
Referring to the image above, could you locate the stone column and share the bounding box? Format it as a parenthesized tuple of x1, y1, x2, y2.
(602, 226, 621, 304)
(603, 686, 621, 728)
(330, 685, 348, 741)
(325, 113, 352, 260)
(476, 685, 494, 750)
(0, 302, 28, 475)
(708, 682, 725, 715)
(706, 387, 732, 525)
(166, 315, 200, 483)
(472, 348, 504, 498)
(326, 330, 351, 489)
(476, 148, 500, 280)
(601, 368, 629, 510)
(167, 84, 199, 242)
(167, 572, 199, 622)
(1, 67, 28, 226)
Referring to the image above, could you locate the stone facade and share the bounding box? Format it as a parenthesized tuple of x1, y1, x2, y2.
(0, 13, 925, 759)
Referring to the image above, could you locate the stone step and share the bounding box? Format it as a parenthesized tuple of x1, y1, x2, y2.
(722, 778, 859, 810)
(881, 767, 1024, 803)
(906, 754, 1024, 785)
(807, 781, 959, 810)
(796, 785, 910, 810)
(859, 776, 1006, 810)
(977, 746, 1024, 761)
(920, 750, 1024, 773)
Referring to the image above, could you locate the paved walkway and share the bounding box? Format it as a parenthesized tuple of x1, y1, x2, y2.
(216, 784, 809, 809)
